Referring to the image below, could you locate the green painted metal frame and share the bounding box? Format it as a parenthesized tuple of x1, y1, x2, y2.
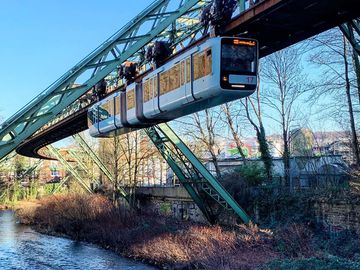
(145, 123, 251, 224)
(17, 159, 42, 179)
(0, 152, 16, 164)
(0, 0, 212, 160)
(51, 175, 70, 194)
(72, 134, 129, 200)
(46, 145, 93, 193)
(340, 18, 360, 54)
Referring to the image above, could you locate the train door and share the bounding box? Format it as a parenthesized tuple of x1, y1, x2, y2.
(184, 57, 194, 102)
(152, 75, 161, 116)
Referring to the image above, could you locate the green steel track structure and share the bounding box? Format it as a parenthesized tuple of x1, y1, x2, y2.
(17, 159, 42, 180)
(145, 123, 251, 224)
(46, 145, 93, 194)
(72, 134, 129, 201)
(0, 0, 216, 160)
(51, 176, 70, 194)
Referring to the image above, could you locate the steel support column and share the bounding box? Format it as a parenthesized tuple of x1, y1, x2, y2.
(145, 123, 251, 224)
(51, 175, 70, 194)
(46, 145, 93, 193)
(18, 159, 42, 179)
(72, 134, 129, 200)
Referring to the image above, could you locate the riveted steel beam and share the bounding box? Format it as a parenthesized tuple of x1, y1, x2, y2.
(72, 134, 129, 200)
(145, 123, 251, 224)
(46, 145, 93, 193)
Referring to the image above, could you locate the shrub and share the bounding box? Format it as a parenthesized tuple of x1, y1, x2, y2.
(273, 223, 314, 257)
(314, 230, 360, 259)
(261, 256, 360, 270)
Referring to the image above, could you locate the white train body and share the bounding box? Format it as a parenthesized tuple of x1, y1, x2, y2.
(88, 37, 259, 137)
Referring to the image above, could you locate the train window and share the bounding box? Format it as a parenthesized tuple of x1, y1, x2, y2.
(204, 49, 212, 76)
(115, 95, 121, 115)
(143, 79, 151, 102)
(170, 63, 180, 90)
(159, 71, 168, 95)
(180, 61, 185, 86)
(99, 101, 111, 121)
(221, 42, 257, 74)
(108, 99, 114, 116)
(193, 52, 205, 80)
(87, 109, 97, 126)
(127, 89, 135, 110)
(186, 58, 191, 83)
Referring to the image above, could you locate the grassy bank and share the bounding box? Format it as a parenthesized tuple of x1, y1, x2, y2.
(16, 194, 360, 270)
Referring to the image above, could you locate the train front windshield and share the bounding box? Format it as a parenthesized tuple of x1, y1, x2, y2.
(221, 38, 258, 90)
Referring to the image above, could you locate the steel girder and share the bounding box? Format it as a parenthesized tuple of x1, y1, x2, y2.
(72, 134, 129, 200)
(145, 123, 251, 224)
(51, 176, 70, 194)
(46, 145, 93, 193)
(18, 159, 42, 179)
(0, 152, 16, 164)
(0, 0, 211, 160)
(340, 18, 360, 54)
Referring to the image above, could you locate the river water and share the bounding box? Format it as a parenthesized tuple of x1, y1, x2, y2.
(0, 210, 157, 270)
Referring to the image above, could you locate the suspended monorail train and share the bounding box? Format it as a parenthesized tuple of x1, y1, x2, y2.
(88, 37, 259, 137)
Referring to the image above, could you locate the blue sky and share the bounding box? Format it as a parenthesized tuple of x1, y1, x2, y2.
(0, 0, 153, 119)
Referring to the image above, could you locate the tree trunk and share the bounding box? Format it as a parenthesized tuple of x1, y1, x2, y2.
(352, 49, 360, 104)
(244, 98, 273, 180)
(343, 36, 360, 166)
(282, 130, 291, 188)
(258, 124, 272, 181)
(223, 103, 248, 162)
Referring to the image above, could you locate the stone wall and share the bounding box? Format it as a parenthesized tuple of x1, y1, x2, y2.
(314, 199, 360, 233)
(136, 186, 207, 223)
(139, 196, 207, 223)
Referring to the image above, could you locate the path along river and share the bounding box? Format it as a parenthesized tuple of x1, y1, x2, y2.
(0, 210, 157, 270)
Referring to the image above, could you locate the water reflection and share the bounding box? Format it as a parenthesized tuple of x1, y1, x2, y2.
(0, 211, 157, 270)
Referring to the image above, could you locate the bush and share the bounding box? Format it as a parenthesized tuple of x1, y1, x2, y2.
(262, 256, 360, 270)
(237, 163, 266, 187)
(273, 223, 314, 257)
(314, 230, 360, 259)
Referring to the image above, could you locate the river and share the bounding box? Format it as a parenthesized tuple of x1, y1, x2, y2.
(0, 210, 157, 270)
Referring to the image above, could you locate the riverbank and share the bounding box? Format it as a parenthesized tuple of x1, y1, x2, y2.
(14, 194, 360, 270)
(0, 210, 156, 270)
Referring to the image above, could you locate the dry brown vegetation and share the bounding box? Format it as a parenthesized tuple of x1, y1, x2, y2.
(18, 193, 359, 270)
(17, 194, 283, 269)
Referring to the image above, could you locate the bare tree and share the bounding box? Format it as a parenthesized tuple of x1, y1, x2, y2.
(308, 29, 360, 166)
(261, 46, 307, 187)
(353, 49, 360, 103)
(180, 109, 223, 179)
(221, 102, 248, 162)
(240, 77, 273, 180)
(343, 35, 360, 166)
(99, 129, 164, 205)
